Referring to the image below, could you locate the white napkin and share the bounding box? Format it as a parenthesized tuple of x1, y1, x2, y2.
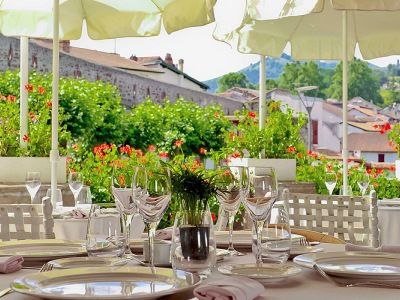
(155, 227, 173, 240)
(0, 256, 24, 273)
(194, 276, 264, 300)
(345, 243, 400, 253)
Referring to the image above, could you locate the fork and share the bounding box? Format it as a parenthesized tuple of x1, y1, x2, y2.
(0, 263, 54, 298)
(313, 263, 400, 289)
(299, 238, 310, 246)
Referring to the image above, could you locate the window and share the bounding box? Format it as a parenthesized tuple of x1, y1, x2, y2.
(378, 153, 385, 162)
(312, 120, 318, 145)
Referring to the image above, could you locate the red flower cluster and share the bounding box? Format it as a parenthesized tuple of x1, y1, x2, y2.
(28, 112, 37, 123)
(307, 150, 318, 158)
(119, 145, 132, 156)
(24, 84, 34, 93)
(38, 86, 46, 95)
(211, 213, 217, 223)
(135, 149, 144, 157)
(373, 122, 391, 134)
(159, 151, 169, 159)
(7, 95, 16, 103)
(230, 151, 241, 158)
(22, 134, 29, 142)
(46, 101, 52, 108)
(174, 140, 183, 148)
(389, 165, 396, 172)
(93, 143, 112, 159)
(248, 111, 256, 119)
(199, 147, 207, 155)
(286, 146, 296, 153)
(148, 145, 156, 152)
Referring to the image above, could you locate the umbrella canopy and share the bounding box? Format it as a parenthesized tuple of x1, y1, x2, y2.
(214, 0, 400, 194)
(0, 0, 216, 39)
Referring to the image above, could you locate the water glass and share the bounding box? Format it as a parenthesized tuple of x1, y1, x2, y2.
(68, 172, 83, 206)
(324, 172, 337, 195)
(357, 172, 370, 196)
(25, 172, 41, 203)
(86, 204, 126, 258)
(253, 200, 291, 264)
(242, 167, 278, 267)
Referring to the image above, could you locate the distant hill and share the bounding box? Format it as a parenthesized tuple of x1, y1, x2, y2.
(204, 53, 382, 93)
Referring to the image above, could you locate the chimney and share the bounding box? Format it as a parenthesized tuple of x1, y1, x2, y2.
(178, 59, 184, 72)
(130, 55, 138, 61)
(165, 53, 173, 65)
(60, 40, 70, 53)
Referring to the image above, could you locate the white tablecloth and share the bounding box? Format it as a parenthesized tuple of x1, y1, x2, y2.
(53, 214, 145, 241)
(2, 243, 400, 300)
(378, 205, 400, 246)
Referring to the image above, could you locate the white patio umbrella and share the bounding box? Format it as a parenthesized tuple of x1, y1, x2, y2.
(0, 0, 216, 207)
(214, 0, 400, 194)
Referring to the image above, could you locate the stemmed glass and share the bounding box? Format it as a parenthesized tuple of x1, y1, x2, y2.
(25, 172, 41, 203)
(133, 166, 171, 269)
(357, 172, 370, 196)
(325, 172, 337, 195)
(68, 172, 83, 206)
(112, 163, 137, 258)
(242, 167, 278, 267)
(216, 167, 245, 256)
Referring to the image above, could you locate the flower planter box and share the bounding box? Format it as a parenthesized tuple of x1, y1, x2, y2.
(0, 157, 67, 184)
(228, 158, 296, 181)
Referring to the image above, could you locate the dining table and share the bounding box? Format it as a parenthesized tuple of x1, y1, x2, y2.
(1, 243, 399, 300)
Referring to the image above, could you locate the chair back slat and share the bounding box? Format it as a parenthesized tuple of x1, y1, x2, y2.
(283, 189, 379, 246)
(0, 199, 54, 241)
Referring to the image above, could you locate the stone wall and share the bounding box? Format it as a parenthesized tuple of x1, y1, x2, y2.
(0, 36, 243, 114)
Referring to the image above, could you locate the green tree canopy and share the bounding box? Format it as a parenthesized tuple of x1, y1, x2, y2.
(326, 59, 383, 105)
(217, 72, 252, 93)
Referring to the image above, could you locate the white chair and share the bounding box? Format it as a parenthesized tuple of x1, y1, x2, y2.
(282, 189, 379, 247)
(0, 197, 55, 241)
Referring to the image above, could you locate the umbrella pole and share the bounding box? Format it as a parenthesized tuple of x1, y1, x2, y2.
(342, 11, 349, 195)
(19, 36, 29, 148)
(50, 0, 60, 209)
(259, 55, 266, 158)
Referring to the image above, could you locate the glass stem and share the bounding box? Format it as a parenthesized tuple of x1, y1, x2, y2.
(124, 214, 134, 254)
(147, 222, 157, 271)
(227, 210, 236, 252)
(254, 220, 265, 267)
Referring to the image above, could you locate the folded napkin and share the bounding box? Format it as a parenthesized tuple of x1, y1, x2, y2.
(194, 276, 264, 300)
(0, 256, 24, 274)
(155, 227, 173, 240)
(71, 208, 88, 219)
(345, 243, 400, 253)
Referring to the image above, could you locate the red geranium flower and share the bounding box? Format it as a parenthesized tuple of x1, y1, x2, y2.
(72, 144, 79, 151)
(46, 101, 52, 108)
(38, 86, 46, 95)
(7, 95, 16, 103)
(199, 147, 207, 155)
(389, 165, 396, 172)
(159, 151, 169, 159)
(231, 151, 241, 158)
(297, 152, 303, 159)
(286, 146, 296, 153)
(248, 111, 256, 119)
(211, 213, 217, 223)
(148, 145, 156, 152)
(22, 134, 29, 142)
(119, 145, 132, 156)
(174, 140, 183, 147)
(24, 84, 34, 92)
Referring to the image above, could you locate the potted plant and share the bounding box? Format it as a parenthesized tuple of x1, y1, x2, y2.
(168, 156, 217, 272)
(213, 101, 307, 181)
(388, 123, 400, 179)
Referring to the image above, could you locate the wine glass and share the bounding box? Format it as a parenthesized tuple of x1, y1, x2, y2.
(357, 172, 370, 196)
(324, 172, 337, 195)
(25, 172, 41, 203)
(112, 163, 137, 258)
(68, 172, 83, 206)
(133, 166, 171, 269)
(242, 167, 278, 267)
(216, 167, 245, 256)
(86, 203, 127, 258)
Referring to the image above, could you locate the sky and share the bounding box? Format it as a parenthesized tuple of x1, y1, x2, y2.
(71, 2, 400, 82)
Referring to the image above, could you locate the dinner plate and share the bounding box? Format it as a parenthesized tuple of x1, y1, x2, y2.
(289, 245, 324, 259)
(49, 257, 129, 269)
(294, 251, 400, 279)
(11, 266, 201, 300)
(0, 239, 86, 261)
(218, 263, 301, 281)
(215, 230, 305, 249)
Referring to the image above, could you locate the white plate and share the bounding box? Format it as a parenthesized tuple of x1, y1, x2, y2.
(215, 231, 305, 249)
(294, 251, 400, 279)
(218, 263, 301, 280)
(289, 245, 324, 258)
(11, 266, 201, 300)
(0, 239, 86, 261)
(50, 257, 129, 269)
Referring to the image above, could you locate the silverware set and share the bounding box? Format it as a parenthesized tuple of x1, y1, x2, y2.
(0, 262, 54, 298)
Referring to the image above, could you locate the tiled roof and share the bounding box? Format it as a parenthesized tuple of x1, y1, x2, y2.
(32, 40, 162, 74)
(347, 121, 385, 132)
(348, 132, 395, 152)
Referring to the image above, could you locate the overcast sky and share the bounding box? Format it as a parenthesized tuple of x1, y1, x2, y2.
(72, 1, 400, 82)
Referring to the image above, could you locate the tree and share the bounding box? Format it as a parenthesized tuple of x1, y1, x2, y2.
(217, 72, 251, 92)
(278, 61, 325, 97)
(326, 59, 383, 105)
